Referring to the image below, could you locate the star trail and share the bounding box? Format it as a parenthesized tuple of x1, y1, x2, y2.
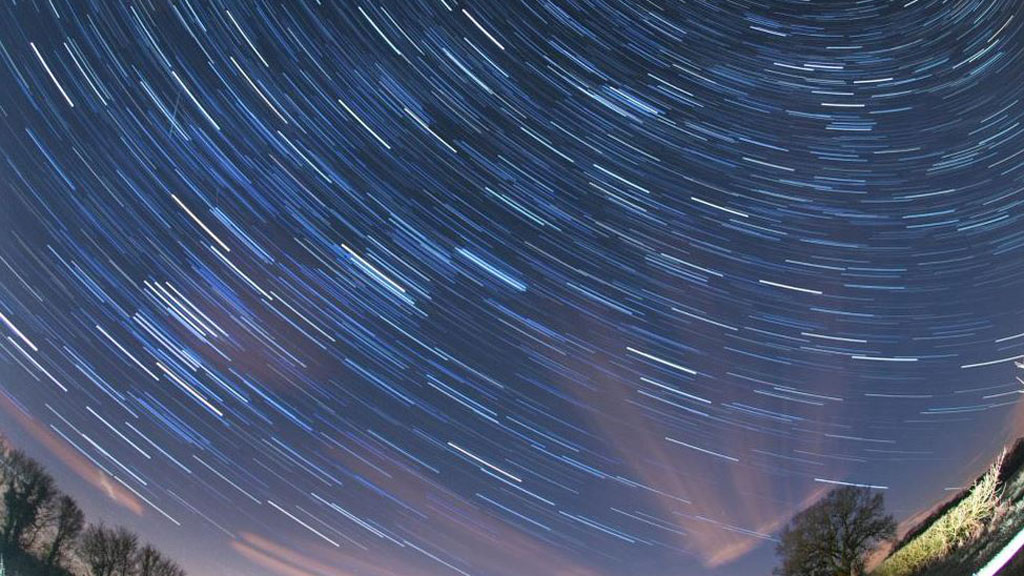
(2, 1, 1024, 575)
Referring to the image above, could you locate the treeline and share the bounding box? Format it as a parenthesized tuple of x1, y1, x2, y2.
(1, 435, 185, 576)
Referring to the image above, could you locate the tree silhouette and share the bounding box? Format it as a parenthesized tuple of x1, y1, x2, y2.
(43, 495, 86, 573)
(137, 544, 185, 576)
(78, 524, 112, 576)
(1, 435, 183, 576)
(109, 527, 138, 576)
(79, 524, 139, 576)
(1, 448, 57, 550)
(774, 486, 897, 576)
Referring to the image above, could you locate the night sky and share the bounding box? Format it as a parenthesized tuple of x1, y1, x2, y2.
(2, 1, 1024, 575)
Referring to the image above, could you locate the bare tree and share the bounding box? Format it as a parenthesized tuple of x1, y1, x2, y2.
(110, 526, 139, 576)
(80, 524, 139, 576)
(0, 448, 58, 549)
(42, 494, 85, 573)
(80, 524, 116, 576)
(137, 544, 186, 576)
(774, 486, 897, 576)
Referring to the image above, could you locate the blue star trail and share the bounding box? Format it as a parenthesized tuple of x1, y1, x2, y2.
(1, 1, 1023, 575)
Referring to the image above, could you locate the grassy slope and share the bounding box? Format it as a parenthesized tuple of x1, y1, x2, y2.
(871, 437, 1024, 576)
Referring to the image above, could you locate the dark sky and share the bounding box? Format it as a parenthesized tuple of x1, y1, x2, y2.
(2, 1, 1023, 575)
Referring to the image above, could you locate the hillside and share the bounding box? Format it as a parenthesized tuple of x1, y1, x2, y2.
(871, 437, 1024, 576)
